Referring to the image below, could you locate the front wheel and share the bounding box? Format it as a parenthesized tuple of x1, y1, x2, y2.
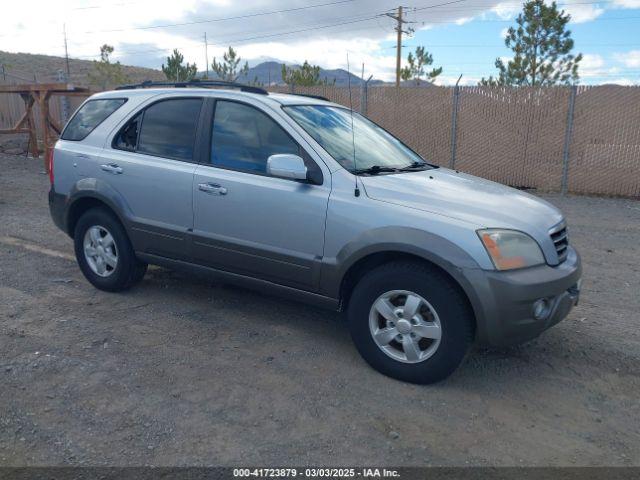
(74, 208, 147, 292)
(347, 261, 474, 384)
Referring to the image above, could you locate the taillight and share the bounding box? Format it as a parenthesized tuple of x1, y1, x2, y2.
(47, 149, 54, 185)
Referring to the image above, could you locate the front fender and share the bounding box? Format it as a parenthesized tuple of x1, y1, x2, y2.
(320, 226, 488, 329)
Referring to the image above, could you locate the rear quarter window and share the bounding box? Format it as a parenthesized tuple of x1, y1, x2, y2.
(61, 98, 127, 141)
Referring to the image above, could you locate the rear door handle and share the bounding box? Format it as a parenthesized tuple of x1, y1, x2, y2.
(198, 182, 227, 195)
(100, 163, 123, 174)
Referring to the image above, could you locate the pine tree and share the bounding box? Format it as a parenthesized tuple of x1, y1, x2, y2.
(400, 46, 442, 85)
(87, 45, 129, 90)
(162, 49, 198, 82)
(281, 61, 322, 86)
(211, 47, 248, 82)
(480, 0, 582, 86)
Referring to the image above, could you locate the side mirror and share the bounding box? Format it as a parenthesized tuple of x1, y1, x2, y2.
(267, 154, 308, 181)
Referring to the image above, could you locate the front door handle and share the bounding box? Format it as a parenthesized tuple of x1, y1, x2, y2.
(100, 163, 123, 174)
(198, 182, 227, 195)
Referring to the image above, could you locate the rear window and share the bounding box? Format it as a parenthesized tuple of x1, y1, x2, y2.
(137, 98, 202, 161)
(61, 98, 126, 141)
(113, 98, 203, 162)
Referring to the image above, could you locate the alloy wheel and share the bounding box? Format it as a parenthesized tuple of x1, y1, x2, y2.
(83, 225, 118, 277)
(368, 290, 442, 364)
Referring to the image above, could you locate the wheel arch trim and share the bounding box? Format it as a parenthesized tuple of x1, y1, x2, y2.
(64, 178, 134, 237)
(321, 227, 489, 327)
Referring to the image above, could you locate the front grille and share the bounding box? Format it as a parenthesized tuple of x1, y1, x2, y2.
(550, 224, 569, 263)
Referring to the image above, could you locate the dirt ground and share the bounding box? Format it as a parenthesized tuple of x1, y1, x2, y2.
(0, 153, 639, 467)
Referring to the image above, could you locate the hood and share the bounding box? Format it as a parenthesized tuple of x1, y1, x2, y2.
(361, 167, 563, 233)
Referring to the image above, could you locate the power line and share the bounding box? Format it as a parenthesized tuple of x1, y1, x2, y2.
(393, 42, 640, 48)
(79, 0, 356, 34)
(407, 0, 624, 11)
(69, 0, 473, 60)
(408, 15, 640, 24)
(73, 13, 390, 59)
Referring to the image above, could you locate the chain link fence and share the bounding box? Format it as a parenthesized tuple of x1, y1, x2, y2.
(274, 84, 640, 198)
(1, 76, 638, 197)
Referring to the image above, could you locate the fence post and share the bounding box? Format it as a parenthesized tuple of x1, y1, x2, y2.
(57, 70, 71, 123)
(561, 85, 577, 195)
(360, 79, 368, 116)
(449, 84, 461, 168)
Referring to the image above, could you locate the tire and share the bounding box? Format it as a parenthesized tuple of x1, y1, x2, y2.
(347, 261, 474, 384)
(73, 207, 147, 292)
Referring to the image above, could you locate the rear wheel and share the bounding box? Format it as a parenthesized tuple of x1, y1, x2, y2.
(74, 208, 147, 292)
(348, 261, 474, 384)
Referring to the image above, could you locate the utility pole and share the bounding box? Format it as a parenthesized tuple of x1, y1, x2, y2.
(204, 33, 209, 79)
(395, 6, 402, 88)
(386, 6, 412, 88)
(63, 23, 71, 77)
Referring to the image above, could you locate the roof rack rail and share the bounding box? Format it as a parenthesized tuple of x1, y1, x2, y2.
(287, 93, 330, 101)
(115, 79, 268, 95)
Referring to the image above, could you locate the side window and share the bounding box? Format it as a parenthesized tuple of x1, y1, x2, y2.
(211, 101, 300, 175)
(62, 98, 126, 141)
(113, 113, 141, 151)
(114, 98, 202, 161)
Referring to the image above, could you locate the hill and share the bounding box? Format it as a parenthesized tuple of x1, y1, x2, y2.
(0, 51, 387, 89)
(0, 50, 164, 87)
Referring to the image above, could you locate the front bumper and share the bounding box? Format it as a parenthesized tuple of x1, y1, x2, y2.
(465, 246, 582, 347)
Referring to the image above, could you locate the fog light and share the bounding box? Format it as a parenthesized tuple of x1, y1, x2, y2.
(533, 299, 551, 320)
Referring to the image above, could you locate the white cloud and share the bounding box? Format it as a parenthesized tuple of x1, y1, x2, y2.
(581, 53, 606, 71)
(454, 17, 474, 26)
(604, 77, 638, 85)
(613, 50, 640, 68)
(491, 2, 520, 20)
(562, 3, 605, 23)
(576, 53, 639, 84)
(1, 0, 639, 82)
(611, 0, 640, 7)
(493, 0, 605, 24)
(437, 74, 481, 86)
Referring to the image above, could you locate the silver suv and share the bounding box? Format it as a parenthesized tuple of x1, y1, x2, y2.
(48, 80, 581, 384)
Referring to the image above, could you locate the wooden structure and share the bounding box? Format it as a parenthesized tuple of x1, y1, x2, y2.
(0, 83, 90, 171)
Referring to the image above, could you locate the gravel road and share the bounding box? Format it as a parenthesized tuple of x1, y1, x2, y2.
(1, 153, 639, 467)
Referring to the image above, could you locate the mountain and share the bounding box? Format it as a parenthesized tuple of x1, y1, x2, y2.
(0, 50, 384, 88)
(212, 61, 385, 87)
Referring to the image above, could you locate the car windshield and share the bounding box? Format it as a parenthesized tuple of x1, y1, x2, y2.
(283, 105, 430, 174)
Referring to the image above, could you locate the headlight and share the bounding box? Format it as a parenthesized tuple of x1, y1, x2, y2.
(477, 229, 545, 270)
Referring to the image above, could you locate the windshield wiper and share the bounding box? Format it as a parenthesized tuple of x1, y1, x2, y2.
(399, 161, 429, 171)
(353, 165, 400, 175)
(353, 162, 430, 175)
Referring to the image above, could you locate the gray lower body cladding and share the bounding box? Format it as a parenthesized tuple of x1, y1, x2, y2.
(49, 189, 67, 233)
(50, 187, 582, 348)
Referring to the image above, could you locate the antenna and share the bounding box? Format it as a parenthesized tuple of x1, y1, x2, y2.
(346, 53, 360, 197)
(204, 33, 209, 79)
(63, 24, 71, 77)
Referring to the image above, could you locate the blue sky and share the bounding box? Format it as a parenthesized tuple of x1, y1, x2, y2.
(380, 3, 640, 84)
(3, 0, 640, 85)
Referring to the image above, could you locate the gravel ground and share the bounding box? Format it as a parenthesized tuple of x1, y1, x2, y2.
(0, 153, 639, 467)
